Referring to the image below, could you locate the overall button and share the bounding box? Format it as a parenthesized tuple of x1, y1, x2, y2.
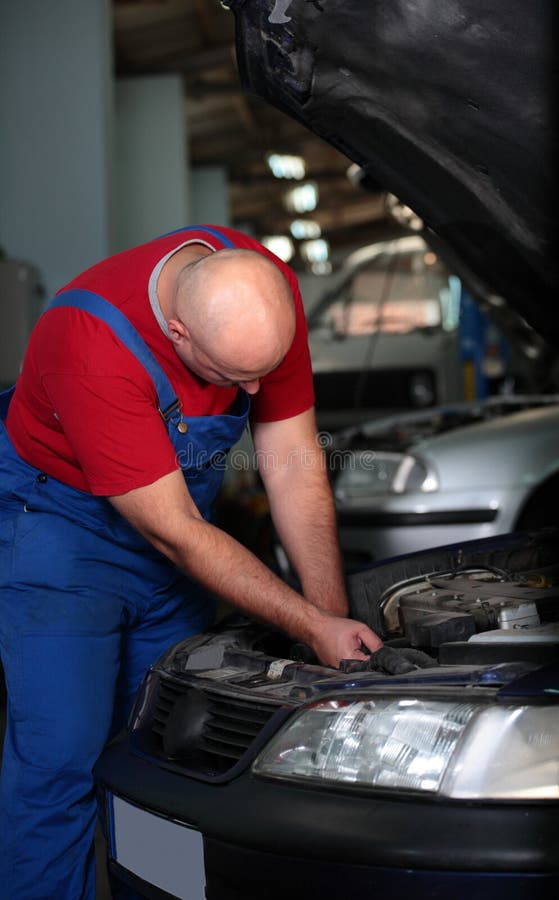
(177, 421, 188, 434)
(37, 473, 48, 483)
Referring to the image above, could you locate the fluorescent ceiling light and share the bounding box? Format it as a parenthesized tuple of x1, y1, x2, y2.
(261, 235, 295, 262)
(300, 238, 329, 263)
(386, 193, 424, 231)
(267, 154, 306, 180)
(284, 182, 318, 213)
(311, 261, 332, 275)
(290, 220, 322, 240)
(346, 162, 364, 187)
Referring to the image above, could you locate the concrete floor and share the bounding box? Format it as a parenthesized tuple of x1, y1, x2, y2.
(0, 667, 113, 899)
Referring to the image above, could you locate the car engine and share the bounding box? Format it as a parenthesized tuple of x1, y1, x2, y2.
(382, 566, 559, 666)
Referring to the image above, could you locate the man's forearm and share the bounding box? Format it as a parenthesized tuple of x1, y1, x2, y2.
(253, 408, 348, 617)
(156, 514, 328, 643)
(109, 469, 382, 668)
(153, 513, 382, 667)
(264, 462, 349, 617)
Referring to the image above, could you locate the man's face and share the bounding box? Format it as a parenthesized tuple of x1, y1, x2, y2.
(176, 339, 280, 395)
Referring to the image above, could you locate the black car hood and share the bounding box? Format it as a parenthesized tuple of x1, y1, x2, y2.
(229, 0, 557, 343)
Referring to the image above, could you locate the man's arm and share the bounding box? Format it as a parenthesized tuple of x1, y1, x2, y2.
(252, 407, 351, 617)
(108, 470, 382, 668)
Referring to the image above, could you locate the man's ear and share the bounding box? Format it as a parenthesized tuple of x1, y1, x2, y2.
(167, 318, 191, 344)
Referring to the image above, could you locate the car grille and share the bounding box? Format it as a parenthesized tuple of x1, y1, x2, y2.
(313, 368, 437, 413)
(146, 677, 281, 778)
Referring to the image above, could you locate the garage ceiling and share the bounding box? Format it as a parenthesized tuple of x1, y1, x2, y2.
(112, 0, 394, 265)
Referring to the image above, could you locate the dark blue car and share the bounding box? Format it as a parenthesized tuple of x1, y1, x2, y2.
(96, 530, 559, 899)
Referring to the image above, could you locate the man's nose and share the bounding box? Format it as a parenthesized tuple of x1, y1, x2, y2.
(239, 379, 260, 395)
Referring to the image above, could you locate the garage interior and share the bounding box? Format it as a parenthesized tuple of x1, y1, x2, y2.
(3, 5, 397, 897)
(1, 2, 557, 899)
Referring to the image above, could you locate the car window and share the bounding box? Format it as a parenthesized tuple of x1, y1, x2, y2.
(314, 248, 457, 338)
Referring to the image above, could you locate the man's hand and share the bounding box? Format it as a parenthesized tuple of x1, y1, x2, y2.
(309, 614, 383, 669)
(367, 646, 436, 675)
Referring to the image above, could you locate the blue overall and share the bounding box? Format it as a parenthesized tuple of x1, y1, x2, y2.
(0, 280, 250, 897)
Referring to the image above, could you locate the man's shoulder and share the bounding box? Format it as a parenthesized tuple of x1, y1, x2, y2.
(57, 238, 168, 306)
(28, 305, 153, 384)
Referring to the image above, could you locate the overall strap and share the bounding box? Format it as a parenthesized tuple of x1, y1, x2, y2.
(47, 289, 179, 420)
(158, 225, 236, 247)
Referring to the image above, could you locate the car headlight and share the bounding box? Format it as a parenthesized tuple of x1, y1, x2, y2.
(334, 451, 438, 500)
(252, 697, 559, 800)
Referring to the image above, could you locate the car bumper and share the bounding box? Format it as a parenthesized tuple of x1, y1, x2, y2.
(338, 515, 502, 561)
(96, 734, 559, 900)
(335, 485, 526, 561)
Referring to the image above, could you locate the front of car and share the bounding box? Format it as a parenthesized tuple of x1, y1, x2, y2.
(96, 1, 558, 897)
(332, 399, 559, 563)
(307, 235, 463, 429)
(96, 530, 559, 899)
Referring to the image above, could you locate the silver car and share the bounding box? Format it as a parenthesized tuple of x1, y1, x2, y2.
(332, 396, 559, 563)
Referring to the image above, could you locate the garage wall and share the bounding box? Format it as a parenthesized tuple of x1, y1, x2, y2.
(113, 75, 190, 252)
(0, 0, 113, 298)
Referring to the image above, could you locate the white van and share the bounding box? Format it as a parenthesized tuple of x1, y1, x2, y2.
(308, 236, 463, 429)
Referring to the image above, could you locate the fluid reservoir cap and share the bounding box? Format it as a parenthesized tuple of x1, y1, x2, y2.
(497, 600, 540, 630)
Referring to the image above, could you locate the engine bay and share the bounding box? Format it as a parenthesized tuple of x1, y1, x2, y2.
(381, 565, 559, 667)
(164, 532, 559, 683)
(128, 531, 559, 778)
(157, 561, 559, 691)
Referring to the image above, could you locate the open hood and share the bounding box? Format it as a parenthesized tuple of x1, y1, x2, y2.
(229, 0, 557, 344)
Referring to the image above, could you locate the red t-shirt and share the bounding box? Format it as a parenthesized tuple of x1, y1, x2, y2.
(6, 226, 314, 495)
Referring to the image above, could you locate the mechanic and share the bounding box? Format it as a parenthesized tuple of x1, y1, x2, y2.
(0, 224, 382, 899)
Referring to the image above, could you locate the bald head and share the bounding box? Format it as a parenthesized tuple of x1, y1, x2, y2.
(168, 249, 296, 389)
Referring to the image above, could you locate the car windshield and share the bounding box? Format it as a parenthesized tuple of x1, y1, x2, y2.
(311, 245, 459, 338)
